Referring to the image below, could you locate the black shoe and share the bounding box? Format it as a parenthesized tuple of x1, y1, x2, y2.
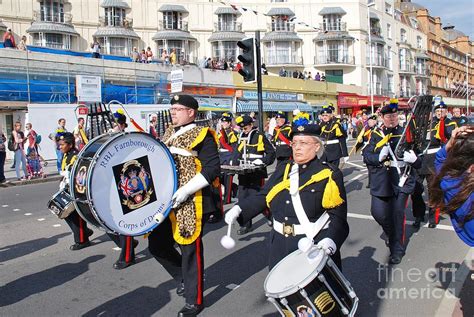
(70, 241, 91, 251)
(207, 214, 222, 224)
(177, 304, 203, 317)
(133, 239, 139, 249)
(176, 282, 185, 297)
(413, 217, 424, 229)
(87, 229, 94, 237)
(428, 223, 437, 228)
(113, 260, 135, 270)
(389, 254, 403, 265)
(237, 226, 252, 235)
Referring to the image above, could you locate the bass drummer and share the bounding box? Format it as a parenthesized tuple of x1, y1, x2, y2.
(225, 121, 349, 269)
(58, 132, 94, 250)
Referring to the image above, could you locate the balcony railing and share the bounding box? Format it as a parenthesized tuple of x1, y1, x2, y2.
(214, 22, 242, 32)
(158, 20, 189, 32)
(33, 10, 72, 25)
(366, 56, 387, 67)
(265, 54, 303, 65)
(370, 26, 382, 37)
(415, 66, 430, 76)
(315, 55, 355, 65)
(99, 16, 134, 28)
(399, 61, 414, 73)
(319, 22, 347, 32)
(268, 22, 295, 32)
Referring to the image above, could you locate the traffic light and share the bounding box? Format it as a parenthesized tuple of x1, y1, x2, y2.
(237, 38, 257, 83)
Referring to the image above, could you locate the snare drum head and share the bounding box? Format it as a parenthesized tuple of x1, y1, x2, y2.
(264, 248, 327, 298)
(88, 132, 177, 236)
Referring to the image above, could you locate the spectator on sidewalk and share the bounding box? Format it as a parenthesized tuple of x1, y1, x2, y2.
(12, 121, 28, 181)
(49, 118, 67, 172)
(0, 130, 6, 183)
(3, 28, 16, 48)
(25, 123, 38, 155)
(73, 117, 88, 151)
(17, 35, 27, 51)
(91, 40, 101, 58)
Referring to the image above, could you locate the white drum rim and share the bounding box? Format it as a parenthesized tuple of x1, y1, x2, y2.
(87, 131, 177, 235)
(264, 248, 328, 298)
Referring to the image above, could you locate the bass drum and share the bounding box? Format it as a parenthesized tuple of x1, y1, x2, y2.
(70, 131, 177, 236)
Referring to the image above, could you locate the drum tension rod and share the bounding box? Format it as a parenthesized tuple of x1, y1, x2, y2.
(299, 289, 322, 317)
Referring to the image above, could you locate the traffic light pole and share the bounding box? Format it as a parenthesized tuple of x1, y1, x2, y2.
(255, 30, 264, 133)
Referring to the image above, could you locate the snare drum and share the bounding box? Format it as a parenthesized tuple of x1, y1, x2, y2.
(265, 248, 358, 317)
(69, 131, 177, 236)
(47, 189, 75, 219)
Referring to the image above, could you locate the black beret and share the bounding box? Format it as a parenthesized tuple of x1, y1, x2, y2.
(434, 101, 447, 110)
(320, 107, 333, 115)
(170, 94, 199, 110)
(220, 112, 233, 122)
(380, 98, 398, 115)
(275, 111, 287, 119)
(290, 124, 321, 139)
(114, 111, 127, 125)
(59, 132, 75, 145)
(368, 114, 378, 120)
(235, 115, 253, 127)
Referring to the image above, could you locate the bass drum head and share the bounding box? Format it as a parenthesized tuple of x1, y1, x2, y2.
(88, 132, 177, 236)
(265, 248, 327, 298)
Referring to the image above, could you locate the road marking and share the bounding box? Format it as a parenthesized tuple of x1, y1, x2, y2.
(13, 208, 20, 211)
(345, 161, 366, 169)
(24, 213, 32, 216)
(2, 205, 8, 207)
(112, 247, 121, 251)
(348, 174, 364, 182)
(226, 283, 240, 290)
(37, 218, 45, 221)
(347, 212, 454, 231)
(53, 224, 61, 227)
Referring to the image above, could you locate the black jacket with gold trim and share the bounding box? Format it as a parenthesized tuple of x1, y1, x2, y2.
(272, 124, 292, 160)
(318, 118, 348, 161)
(237, 128, 276, 178)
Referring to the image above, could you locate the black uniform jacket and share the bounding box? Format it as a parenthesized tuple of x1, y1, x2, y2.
(237, 157, 349, 255)
(272, 124, 292, 160)
(237, 128, 276, 178)
(318, 118, 348, 161)
(363, 124, 422, 197)
(218, 127, 239, 165)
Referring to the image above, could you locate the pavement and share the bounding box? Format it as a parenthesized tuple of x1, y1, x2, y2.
(0, 140, 472, 316)
(1, 158, 62, 187)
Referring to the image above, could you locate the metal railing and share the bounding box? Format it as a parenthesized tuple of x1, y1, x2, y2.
(33, 10, 73, 25)
(366, 55, 387, 67)
(319, 22, 347, 32)
(399, 61, 414, 73)
(158, 20, 189, 32)
(315, 54, 355, 65)
(99, 16, 133, 28)
(214, 22, 242, 32)
(264, 54, 303, 65)
(370, 26, 382, 37)
(268, 22, 295, 32)
(415, 66, 430, 76)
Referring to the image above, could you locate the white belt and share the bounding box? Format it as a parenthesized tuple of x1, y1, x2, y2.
(246, 154, 263, 159)
(324, 139, 340, 145)
(425, 148, 441, 155)
(169, 146, 197, 157)
(273, 219, 306, 236)
(390, 161, 406, 168)
(275, 141, 289, 146)
(219, 149, 230, 153)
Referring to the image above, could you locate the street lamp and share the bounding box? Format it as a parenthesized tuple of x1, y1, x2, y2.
(466, 53, 471, 115)
(367, 2, 376, 114)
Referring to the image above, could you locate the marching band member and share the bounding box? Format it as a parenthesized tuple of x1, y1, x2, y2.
(356, 113, 378, 188)
(363, 99, 422, 264)
(235, 114, 275, 235)
(216, 112, 239, 209)
(412, 101, 457, 228)
(58, 132, 93, 250)
(149, 95, 220, 317)
(318, 105, 349, 167)
(225, 122, 349, 269)
(271, 111, 292, 166)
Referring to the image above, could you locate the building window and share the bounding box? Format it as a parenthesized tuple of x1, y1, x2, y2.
(388, 74, 394, 93)
(416, 36, 422, 49)
(323, 14, 343, 32)
(387, 23, 392, 39)
(104, 7, 126, 27)
(387, 46, 392, 70)
(217, 14, 238, 32)
(163, 12, 183, 30)
(265, 41, 300, 64)
(212, 41, 238, 61)
(40, 0, 64, 23)
(156, 40, 190, 64)
(400, 28, 407, 42)
(385, 2, 392, 15)
(33, 32, 70, 49)
(271, 17, 293, 32)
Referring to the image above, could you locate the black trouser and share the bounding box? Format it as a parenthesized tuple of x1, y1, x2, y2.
(413, 174, 439, 225)
(148, 217, 204, 306)
(237, 175, 265, 229)
(64, 211, 90, 244)
(107, 233, 135, 264)
(220, 173, 234, 205)
(0, 151, 6, 181)
(371, 192, 409, 256)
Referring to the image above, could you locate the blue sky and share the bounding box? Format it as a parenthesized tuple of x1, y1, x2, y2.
(415, 0, 474, 38)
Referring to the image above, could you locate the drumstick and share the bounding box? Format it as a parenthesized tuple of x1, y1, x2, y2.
(220, 222, 236, 249)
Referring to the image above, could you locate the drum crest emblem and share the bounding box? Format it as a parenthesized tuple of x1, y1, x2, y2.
(75, 165, 87, 194)
(113, 156, 157, 214)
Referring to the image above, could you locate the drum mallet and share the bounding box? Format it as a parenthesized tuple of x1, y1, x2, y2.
(220, 223, 236, 249)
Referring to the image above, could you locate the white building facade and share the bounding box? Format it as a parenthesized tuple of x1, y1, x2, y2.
(0, 0, 428, 98)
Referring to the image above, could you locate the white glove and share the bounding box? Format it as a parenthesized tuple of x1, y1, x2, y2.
(59, 179, 66, 191)
(252, 159, 264, 166)
(343, 157, 349, 163)
(378, 146, 390, 162)
(172, 173, 209, 208)
(316, 238, 337, 255)
(225, 205, 242, 225)
(403, 150, 417, 164)
(60, 171, 70, 178)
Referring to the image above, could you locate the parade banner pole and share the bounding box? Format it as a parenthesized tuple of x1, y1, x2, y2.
(255, 30, 264, 133)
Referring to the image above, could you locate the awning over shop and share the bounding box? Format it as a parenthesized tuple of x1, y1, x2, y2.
(237, 100, 314, 113)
